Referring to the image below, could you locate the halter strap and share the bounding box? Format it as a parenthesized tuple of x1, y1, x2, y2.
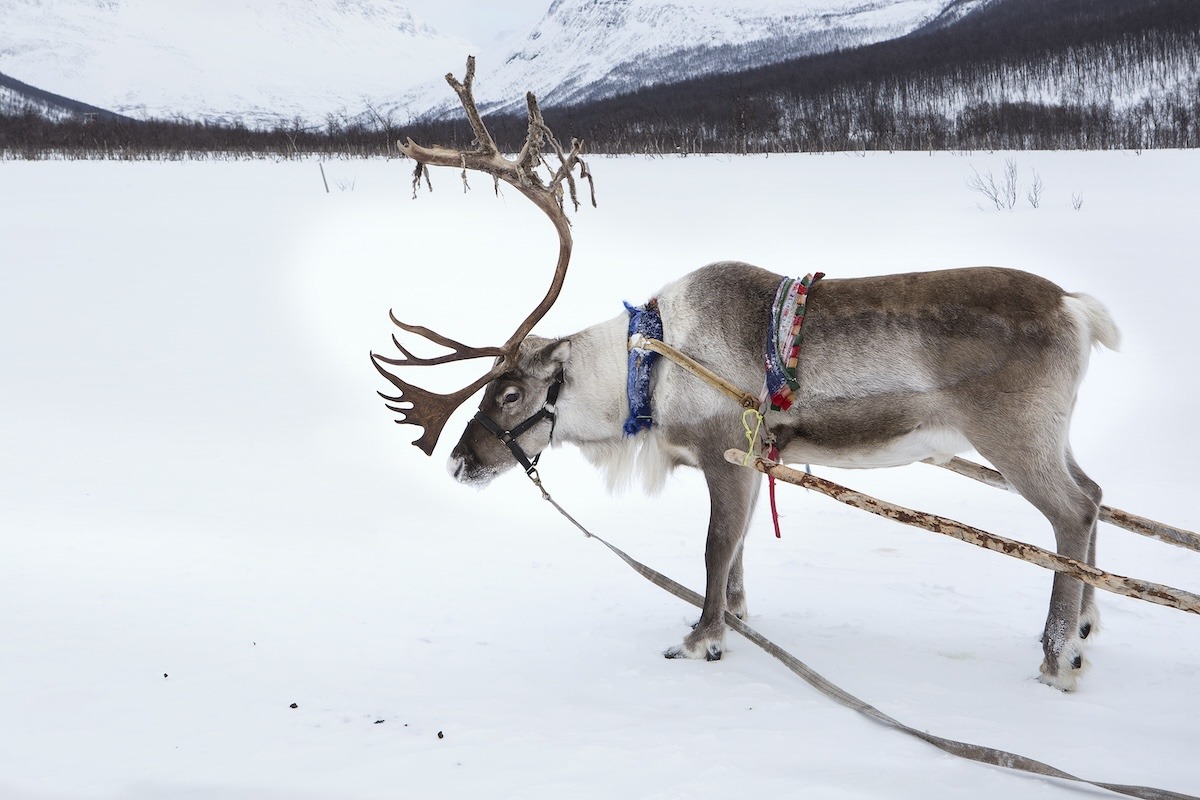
(473, 369, 564, 476)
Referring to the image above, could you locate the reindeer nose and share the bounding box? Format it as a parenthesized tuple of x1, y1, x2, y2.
(447, 454, 466, 482)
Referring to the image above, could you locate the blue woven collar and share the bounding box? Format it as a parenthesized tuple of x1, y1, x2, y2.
(623, 299, 663, 435)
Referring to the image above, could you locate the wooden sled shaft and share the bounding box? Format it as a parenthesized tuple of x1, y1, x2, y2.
(726, 449, 1200, 616)
(926, 456, 1200, 554)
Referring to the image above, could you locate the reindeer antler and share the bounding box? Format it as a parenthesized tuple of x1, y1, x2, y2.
(371, 56, 596, 455)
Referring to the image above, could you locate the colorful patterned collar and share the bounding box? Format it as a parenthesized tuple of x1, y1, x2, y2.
(765, 273, 824, 411)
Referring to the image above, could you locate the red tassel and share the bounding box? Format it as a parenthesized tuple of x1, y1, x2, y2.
(768, 444, 783, 538)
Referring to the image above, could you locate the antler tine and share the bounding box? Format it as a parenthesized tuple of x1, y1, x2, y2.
(378, 56, 594, 454)
(516, 92, 596, 213)
(371, 338, 505, 368)
(371, 354, 508, 456)
(443, 56, 501, 156)
(379, 310, 507, 366)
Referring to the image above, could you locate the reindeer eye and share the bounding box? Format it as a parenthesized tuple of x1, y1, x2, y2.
(501, 388, 522, 405)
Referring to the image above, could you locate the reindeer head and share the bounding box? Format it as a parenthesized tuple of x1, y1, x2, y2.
(447, 336, 572, 486)
(371, 57, 594, 476)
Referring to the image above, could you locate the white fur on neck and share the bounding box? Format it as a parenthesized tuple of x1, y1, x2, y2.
(577, 430, 679, 495)
(549, 312, 691, 496)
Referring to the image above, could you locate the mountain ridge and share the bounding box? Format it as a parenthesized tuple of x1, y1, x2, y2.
(398, 0, 993, 120)
(2, 0, 995, 125)
(0, 69, 128, 121)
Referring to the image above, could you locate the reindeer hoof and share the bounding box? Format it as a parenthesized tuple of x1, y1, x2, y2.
(1079, 603, 1100, 640)
(1037, 672, 1075, 692)
(1038, 641, 1088, 691)
(664, 638, 724, 661)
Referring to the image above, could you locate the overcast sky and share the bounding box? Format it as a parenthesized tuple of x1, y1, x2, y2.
(404, 0, 552, 48)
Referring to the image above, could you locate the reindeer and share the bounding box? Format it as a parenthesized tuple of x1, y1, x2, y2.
(374, 60, 1119, 691)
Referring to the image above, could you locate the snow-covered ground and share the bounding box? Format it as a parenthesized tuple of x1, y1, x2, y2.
(1, 151, 1197, 799)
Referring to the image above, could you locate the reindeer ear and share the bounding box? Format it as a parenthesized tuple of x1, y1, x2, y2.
(532, 338, 571, 376)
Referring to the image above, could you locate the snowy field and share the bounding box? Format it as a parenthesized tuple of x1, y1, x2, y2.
(1, 151, 1198, 799)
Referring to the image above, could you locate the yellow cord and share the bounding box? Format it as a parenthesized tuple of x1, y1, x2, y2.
(742, 408, 764, 466)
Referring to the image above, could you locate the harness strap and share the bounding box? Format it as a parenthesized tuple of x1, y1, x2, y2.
(630, 335, 759, 410)
(474, 369, 564, 476)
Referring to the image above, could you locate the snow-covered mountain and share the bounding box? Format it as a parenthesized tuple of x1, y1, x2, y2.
(1, 0, 999, 126)
(401, 0, 994, 119)
(0, 0, 470, 126)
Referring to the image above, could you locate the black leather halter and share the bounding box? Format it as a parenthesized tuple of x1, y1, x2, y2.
(472, 369, 564, 476)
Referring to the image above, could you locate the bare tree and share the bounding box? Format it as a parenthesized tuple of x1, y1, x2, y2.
(967, 158, 1020, 211)
(1002, 157, 1019, 209)
(1027, 167, 1044, 208)
(967, 165, 1005, 210)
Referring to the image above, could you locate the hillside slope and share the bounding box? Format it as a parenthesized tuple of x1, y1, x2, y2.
(0, 0, 468, 126)
(401, 0, 993, 119)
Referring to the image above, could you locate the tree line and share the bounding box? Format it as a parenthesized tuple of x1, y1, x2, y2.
(0, 110, 404, 160)
(527, 0, 1200, 154)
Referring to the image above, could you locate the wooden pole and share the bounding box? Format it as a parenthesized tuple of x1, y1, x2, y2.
(726, 449, 1200, 616)
(924, 456, 1200, 553)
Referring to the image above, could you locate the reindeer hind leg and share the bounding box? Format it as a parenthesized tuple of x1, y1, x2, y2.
(968, 422, 1100, 691)
(1068, 450, 1103, 640)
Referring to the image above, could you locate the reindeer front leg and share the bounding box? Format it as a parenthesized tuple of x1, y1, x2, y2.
(666, 457, 761, 661)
